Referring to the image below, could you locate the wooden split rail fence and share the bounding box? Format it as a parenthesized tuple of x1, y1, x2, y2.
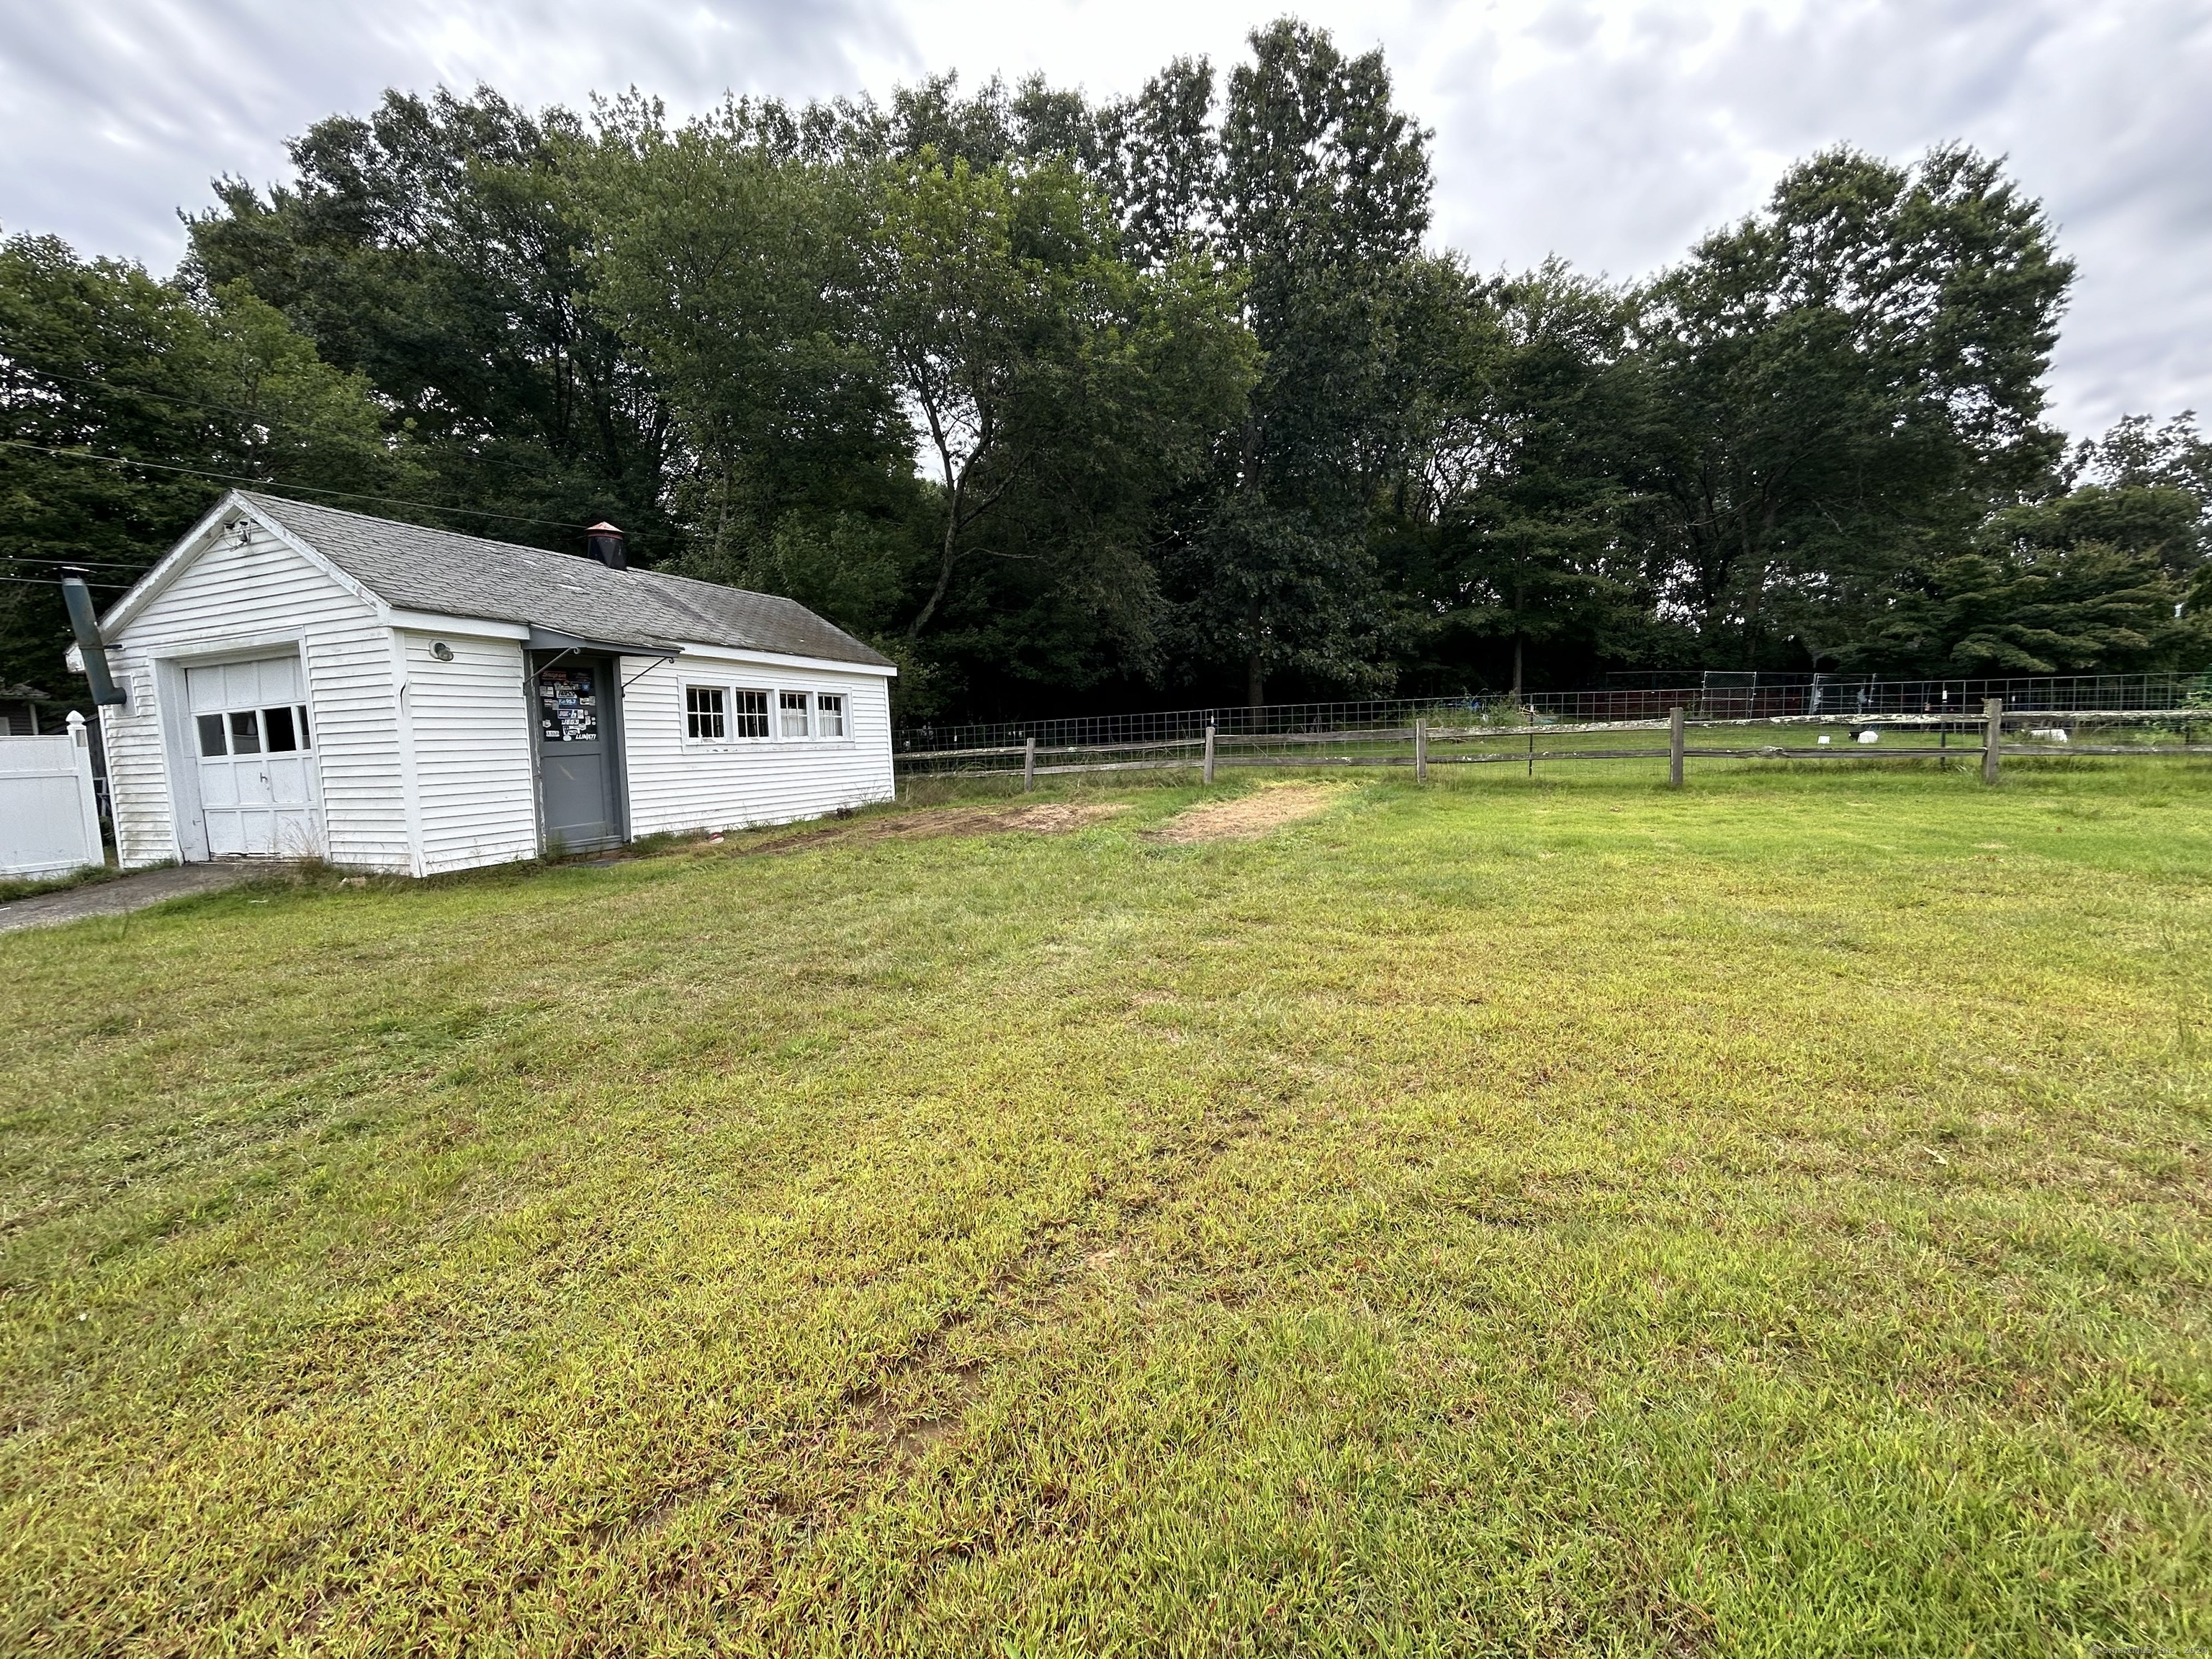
(894, 701, 2212, 790)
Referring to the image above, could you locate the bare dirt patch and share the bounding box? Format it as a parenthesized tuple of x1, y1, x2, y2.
(1151, 784, 1342, 845)
(747, 800, 1127, 855)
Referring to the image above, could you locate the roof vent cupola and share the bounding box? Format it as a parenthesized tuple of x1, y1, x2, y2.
(586, 522, 626, 570)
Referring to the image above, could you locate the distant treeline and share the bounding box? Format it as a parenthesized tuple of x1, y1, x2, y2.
(4, 19, 2208, 717)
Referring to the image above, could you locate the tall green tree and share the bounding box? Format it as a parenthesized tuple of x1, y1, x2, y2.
(2067, 412, 2212, 595)
(1838, 413, 2212, 678)
(187, 87, 675, 559)
(863, 149, 1251, 706)
(1163, 19, 1434, 704)
(1640, 145, 2073, 670)
(575, 96, 917, 634)
(1848, 542, 2206, 676)
(1094, 58, 1222, 272)
(1378, 261, 1673, 696)
(576, 88, 1251, 716)
(0, 233, 408, 693)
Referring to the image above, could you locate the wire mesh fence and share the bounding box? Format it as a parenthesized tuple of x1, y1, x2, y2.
(895, 672, 2212, 755)
(896, 700, 2212, 786)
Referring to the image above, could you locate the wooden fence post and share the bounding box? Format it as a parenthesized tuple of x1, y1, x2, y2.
(1414, 719, 1427, 783)
(1982, 698, 2002, 785)
(1669, 705, 1685, 788)
(1203, 723, 1216, 785)
(1023, 734, 1036, 793)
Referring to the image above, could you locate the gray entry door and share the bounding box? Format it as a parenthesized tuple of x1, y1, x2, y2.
(533, 655, 624, 853)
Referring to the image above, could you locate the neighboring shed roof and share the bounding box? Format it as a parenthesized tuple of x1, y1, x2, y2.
(238, 493, 895, 669)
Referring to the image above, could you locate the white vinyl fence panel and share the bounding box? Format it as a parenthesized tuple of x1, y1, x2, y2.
(1, 712, 106, 878)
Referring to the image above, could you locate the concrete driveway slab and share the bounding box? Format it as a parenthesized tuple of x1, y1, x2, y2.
(0, 864, 264, 935)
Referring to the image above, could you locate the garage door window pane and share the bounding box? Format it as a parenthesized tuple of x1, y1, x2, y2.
(228, 710, 262, 755)
(264, 706, 298, 752)
(197, 714, 227, 756)
(295, 705, 312, 750)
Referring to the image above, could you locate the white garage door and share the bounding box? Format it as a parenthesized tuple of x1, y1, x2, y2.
(186, 656, 324, 858)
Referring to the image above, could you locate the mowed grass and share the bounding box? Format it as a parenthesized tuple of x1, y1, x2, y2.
(2, 763, 2209, 1656)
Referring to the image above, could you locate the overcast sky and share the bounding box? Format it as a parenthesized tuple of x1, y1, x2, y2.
(2, 0, 2207, 440)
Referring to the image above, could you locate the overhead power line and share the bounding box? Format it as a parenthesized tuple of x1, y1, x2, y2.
(14, 361, 377, 435)
(0, 436, 590, 531)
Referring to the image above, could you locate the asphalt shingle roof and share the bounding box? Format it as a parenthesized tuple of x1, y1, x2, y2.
(241, 493, 894, 669)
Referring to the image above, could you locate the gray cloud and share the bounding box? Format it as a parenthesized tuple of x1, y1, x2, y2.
(2, 0, 2206, 439)
(1418, 0, 2212, 433)
(0, 0, 907, 261)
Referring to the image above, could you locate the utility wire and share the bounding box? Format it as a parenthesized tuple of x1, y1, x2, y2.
(0, 574, 131, 588)
(11, 361, 381, 436)
(12, 367, 625, 535)
(0, 436, 590, 531)
(1, 555, 153, 570)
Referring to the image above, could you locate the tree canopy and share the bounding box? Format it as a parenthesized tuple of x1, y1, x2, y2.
(0, 233, 409, 691)
(4, 21, 2206, 713)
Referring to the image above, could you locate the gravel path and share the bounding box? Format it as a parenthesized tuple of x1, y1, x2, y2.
(0, 864, 264, 935)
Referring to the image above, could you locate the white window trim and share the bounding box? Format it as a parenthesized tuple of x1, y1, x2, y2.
(731, 686, 773, 742)
(683, 684, 727, 744)
(677, 680, 862, 750)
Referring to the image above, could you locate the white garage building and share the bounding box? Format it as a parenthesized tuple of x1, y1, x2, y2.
(75, 490, 898, 875)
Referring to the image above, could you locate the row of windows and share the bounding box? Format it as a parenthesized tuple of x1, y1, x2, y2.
(197, 705, 312, 757)
(685, 686, 847, 742)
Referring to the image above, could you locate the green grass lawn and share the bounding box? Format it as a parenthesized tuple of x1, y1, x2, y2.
(3, 762, 2208, 1655)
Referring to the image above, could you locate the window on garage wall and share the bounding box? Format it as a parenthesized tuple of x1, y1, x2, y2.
(197, 703, 312, 756)
(733, 689, 770, 738)
(778, 690, 810, 738)
(685, 686, 726, 740)
(817, 693, 845, 737)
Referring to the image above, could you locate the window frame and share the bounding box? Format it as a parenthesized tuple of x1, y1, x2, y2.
(197, 702, 312, 757)
(730, 687, 771, 740)
(262, 705, 300, 753)
(676, 677, 861, 748)
(684, 685, 727, 742)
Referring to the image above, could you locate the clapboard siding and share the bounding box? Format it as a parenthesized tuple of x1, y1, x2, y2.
(98, 657, 176, 868)
(310, 628, 411, 870)
(620, 655, 896, 837)
(102, 520, 413, 871)
(402, 631, 539, 873)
